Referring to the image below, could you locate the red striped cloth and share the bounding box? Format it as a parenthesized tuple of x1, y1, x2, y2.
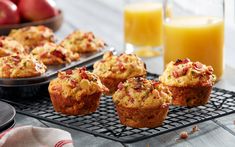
(0, 126, 74, 147)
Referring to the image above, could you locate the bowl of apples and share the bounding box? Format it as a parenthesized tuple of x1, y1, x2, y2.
(0, 0, 63, 35)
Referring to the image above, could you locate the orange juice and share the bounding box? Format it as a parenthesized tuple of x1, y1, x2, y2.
(124, 2, 167, 47)
(163, 16, 224, 79)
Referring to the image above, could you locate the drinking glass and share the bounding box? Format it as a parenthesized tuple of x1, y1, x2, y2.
(124, 0, 170, 57)
(163, 0, 225, 80)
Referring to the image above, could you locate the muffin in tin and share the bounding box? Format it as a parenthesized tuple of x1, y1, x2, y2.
(0, 36, 26, 57)
(113, 77, 172, 128)
(0, 54, 47, 78)
(159, 58, 216, 107)
(60, 30, 105, 53)
(9, 25, 55, 53)
(48, 67, 108, 115)
(93, 51, 147, 95)
(31, 43, 80, 65)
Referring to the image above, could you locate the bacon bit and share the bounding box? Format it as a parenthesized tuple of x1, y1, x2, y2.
(182, 67, 189, 75)
(153, 81, 160, 88)
(81, 72, 88, 79)
(206, 66, 214, 75)
(174, 58, 190, 66)
(118, 63, 126, 71)
(191, 125, 199, 133)
(40, 51, 48, 58)
(70, 79, 78, 88)
(179, 131, 188, 139)
(52, 85, 62, 91)
(86, 43, 91, 48)
(117, 82, 124, 90)
(51, 50, 66, 60)
(172, 70, 179, 78)
(0, 41, 3, 47)
(161, 103, 169, 108)
(193, 62, 203, 71)
(12, 56, 21, 63)
(65, 69, 73, 75)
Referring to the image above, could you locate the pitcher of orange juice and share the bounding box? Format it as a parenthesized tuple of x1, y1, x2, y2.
(124, 0, 171, 57)
(163, 0, 224, 80)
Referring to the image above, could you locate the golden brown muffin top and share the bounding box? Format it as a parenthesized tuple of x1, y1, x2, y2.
(93, 52, 146, 79)
(49, 67, 108, 101)
(0, 36, 26, 57)
(113, 77, 172, 108)
(9, 25, 55, 53)
(0, 54, 47, 78)
(60, 30, 105, 53)
(31, 43, 80, 65)
(159, 58, 216, 87)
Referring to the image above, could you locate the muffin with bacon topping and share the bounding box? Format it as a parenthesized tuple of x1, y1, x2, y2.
(48, 67, 108, 115)
(93, 51, 147, 95)
(0, 36, 26, 57)
(9, 25, 55, 53)
(31, 43, 80, 65)
(60, 30, 105, 53)
(159, 58, 216, 107)
(113, 77, 172, 128)
(0, 54, 46, 78)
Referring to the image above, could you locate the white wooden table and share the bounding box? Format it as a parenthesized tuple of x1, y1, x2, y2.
(15, 0, 235, 146)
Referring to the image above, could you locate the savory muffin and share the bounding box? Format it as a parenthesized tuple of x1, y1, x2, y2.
(159, 58, 216, 107)
(93, 52, 147, 95)
(31, 43, 80, 65)
(60, 30, 105, 53)
(113, 77, 172, 128)
(9, 25, 55, 53)
(0, 36, 26, 57)
(0, 54, 46, 78)
(48, 67, 108, 115)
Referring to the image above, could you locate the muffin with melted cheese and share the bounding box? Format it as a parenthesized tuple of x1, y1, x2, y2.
(93, 51, 147, 95)
(31, 43, 80, 65)
(113, 77, 172, 128)
(48, 67, 108, 115)
(0, 54, 46, 78)
(9, 25, 55, 53)
(60, 30, 105, 53)
(159, 58, 216, 107)
(0, 36, 26, 57)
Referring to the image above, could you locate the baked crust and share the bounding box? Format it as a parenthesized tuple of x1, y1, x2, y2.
(49, 92, 101, 115)
(9, 25, 55, 52)
(0, 36, 26, 57)
(31, 43, 79, 65)
(116, 105, 169, 128)
(60, 30, 105, 53)
(166, 85, 212, 107)
(0, 54, 46, 78)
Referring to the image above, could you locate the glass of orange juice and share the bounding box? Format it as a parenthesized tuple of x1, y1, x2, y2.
(163, 0, 224, 80)
(124, 0, 171, 58)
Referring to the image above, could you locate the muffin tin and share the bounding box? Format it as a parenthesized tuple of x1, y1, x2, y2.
(0, 46, 115, 98)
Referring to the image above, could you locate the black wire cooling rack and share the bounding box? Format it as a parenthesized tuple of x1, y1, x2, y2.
(1, 72, 235, 143)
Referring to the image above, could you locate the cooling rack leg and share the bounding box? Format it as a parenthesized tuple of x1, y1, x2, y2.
(120, 142, 129, 147)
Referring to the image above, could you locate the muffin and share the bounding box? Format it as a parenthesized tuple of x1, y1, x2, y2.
(31, 43, 80, 65)
(48, 67, 108, 115)
(93, 51, 147, 95)
(159, 58, 216, 107)
(113, 77, 172, 128)
(0, 36, 26, 57)
(60, 30, 105, 53)
(9, 25, 55, 53)
(0, 54, 47, 78)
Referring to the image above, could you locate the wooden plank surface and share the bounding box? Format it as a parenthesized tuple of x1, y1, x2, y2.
(13, 0, 235, 146)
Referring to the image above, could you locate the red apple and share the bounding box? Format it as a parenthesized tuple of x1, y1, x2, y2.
(9, 0, 19, 5)
(0, 0, 20, 25)
(18, 0, 58, 21)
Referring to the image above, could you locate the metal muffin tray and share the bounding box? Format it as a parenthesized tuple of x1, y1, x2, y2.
(0, 46, 115, 87)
